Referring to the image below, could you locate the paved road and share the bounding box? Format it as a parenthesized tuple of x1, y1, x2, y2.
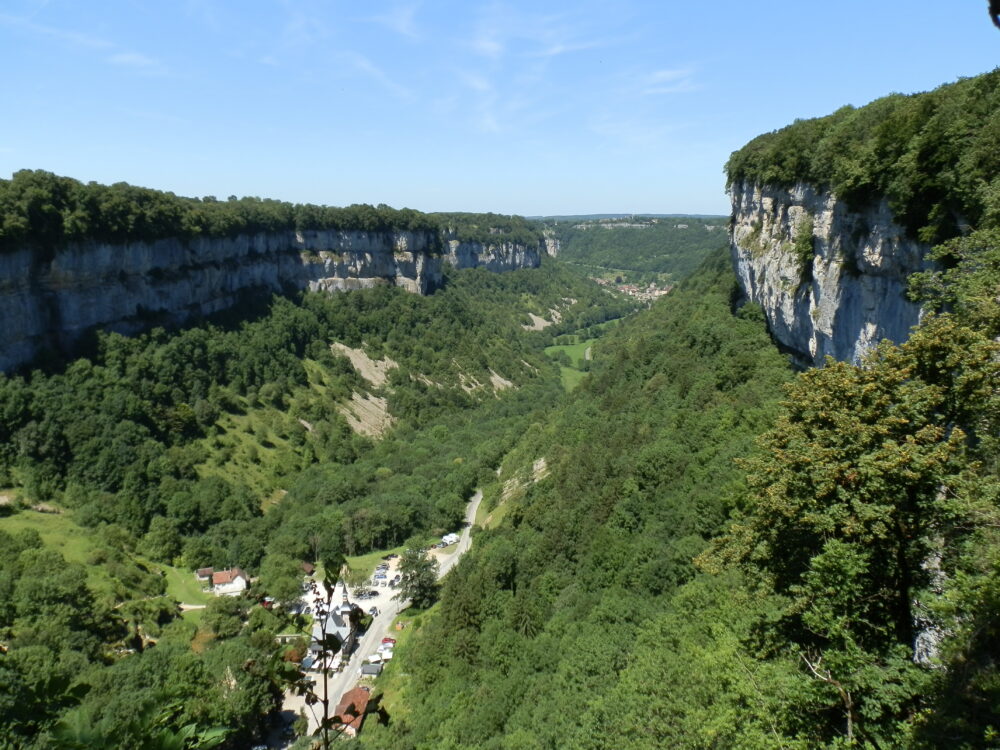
(284, 489, 483, 739)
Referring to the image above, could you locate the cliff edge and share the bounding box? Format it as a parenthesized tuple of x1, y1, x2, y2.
(729, 180, 929, 366)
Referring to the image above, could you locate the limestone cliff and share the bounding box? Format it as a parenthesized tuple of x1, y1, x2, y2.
(729, 180, 930, 366)
(0, 228, 541, 372)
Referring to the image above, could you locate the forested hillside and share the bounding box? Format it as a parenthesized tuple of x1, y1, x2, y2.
(369, 249, 1000, 749)
(545, 217, 728, 285)
(0, 258, 635, 749)
(365, 249, 793, 748)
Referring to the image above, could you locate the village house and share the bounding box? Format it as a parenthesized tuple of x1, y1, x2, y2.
(211, 567, 249, 596)
(333, 686, 371, 738)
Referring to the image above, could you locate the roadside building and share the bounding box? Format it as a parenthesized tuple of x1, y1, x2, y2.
(310, 585, 358, 658)
(333, 686, 371, 738)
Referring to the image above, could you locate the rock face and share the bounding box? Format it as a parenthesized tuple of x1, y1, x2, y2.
(729, 180, 931, 366)
(0, 228, 541, 372)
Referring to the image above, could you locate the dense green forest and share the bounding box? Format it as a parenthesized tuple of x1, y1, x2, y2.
(364, 249, 793, 748)
(0, 255, 637, 749)
(726, 67, 1000, 244)
(366, 243, 1000, 749)
(546, 217, 729, 284)
(0, 170, 542, 251)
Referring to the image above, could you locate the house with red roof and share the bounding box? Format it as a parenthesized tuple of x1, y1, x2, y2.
(211, 567, 248, 596)
(334, 686, 371, 738)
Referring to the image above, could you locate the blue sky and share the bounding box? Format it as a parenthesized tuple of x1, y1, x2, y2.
(1, 1, 998, 215)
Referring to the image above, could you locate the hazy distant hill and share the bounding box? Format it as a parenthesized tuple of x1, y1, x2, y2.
(543, 215, 729, 284)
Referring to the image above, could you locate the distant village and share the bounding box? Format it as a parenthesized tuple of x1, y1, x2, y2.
(593, 277, 674, 302)
(569, 217, 725, 232)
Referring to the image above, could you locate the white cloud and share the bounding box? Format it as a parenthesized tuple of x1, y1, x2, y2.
(106, 51, 168, 76)
(470, 33, 504, 60)
(108, 52, 157, 68)
(460, 72, 492, 93)
(342, 52, 413, 100)
(641, 68, 699, 95)
(368, 4, 420, 39)
(0, 12, 112, 49)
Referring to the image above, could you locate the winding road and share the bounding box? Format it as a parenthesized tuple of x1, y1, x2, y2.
(279, 489, 483, 741)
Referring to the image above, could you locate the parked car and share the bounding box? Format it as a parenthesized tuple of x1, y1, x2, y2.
(368, 606, 379, 617)
(381, 637, 396, 645)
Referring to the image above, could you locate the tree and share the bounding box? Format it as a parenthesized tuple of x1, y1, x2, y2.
(140, 516, 182, 563)
(700, 315, 1000, 743)
(258, 553, 305, 609)
(202, 596, 247, 640)
(395, 547, 439, 610)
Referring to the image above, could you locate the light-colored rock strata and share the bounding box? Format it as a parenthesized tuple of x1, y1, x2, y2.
(0, 228, 541, 372)
(729, 180, 930, 366)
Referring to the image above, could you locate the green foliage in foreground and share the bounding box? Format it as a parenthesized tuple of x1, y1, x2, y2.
(726, 68, 1000, 244)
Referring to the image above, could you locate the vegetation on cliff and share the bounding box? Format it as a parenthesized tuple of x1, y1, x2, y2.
(726, 68, 1000, 244)
(0, 170, 542, 253)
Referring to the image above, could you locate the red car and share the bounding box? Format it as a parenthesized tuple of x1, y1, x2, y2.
(381, 637, 396, 645)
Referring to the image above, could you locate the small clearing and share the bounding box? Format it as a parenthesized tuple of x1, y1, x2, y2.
(331, 342, 398, 388)
(522, 313, 552, 331)
(339, 392, 394, 438)
(532, 457, 549, 482)
(489, 370, 514, 391)
(459, 373, 484, 394)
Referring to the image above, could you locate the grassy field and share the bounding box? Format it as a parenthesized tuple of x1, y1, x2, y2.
(163, 566, 212, 605)
(544, 338, 597, 367)
(0, 509, 117, 595)
(545, 338, 597, 392)
(557, 366, 587, 391)
(345, 544, 408, 578)
(482, 500, 512, 530)
(0, 507, 217, 607)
